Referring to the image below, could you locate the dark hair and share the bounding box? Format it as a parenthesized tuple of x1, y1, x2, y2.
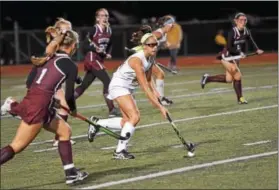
(130, 25, 152, 45)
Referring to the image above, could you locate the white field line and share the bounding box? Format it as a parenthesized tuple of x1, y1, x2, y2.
(78, 151, 278, 189)
(33, 147, 58, 153)
(2, 83, 275, 118)
(1, 71, 277, 94)
(243, 140, 272, 146)
(30, 104, 278, 146)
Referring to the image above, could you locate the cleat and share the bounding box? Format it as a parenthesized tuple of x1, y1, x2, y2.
(113, 149, 135, 160)
(161, 97, 173, 106)
(201, 73, 209, 89)
(88, 116, 100, 142)
(52, 139, 76, 147)
(238, 97, 248, 104)
(109, 107, 121, 118)
(1, 97, 15, 116)
(66, 170, 89, 185)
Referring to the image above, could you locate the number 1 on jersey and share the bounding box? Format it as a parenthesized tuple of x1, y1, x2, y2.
(36, 68, 48, 84)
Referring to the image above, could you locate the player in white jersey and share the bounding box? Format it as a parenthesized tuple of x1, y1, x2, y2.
(128, 21, 175, 106)
(87, 33, 169, 159)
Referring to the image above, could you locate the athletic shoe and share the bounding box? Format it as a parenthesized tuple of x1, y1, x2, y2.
(1, 97, 15, 116)
(201, 73, 209, 89)
(88, 116, 100, 142)
(109, 107, 121, 118)
(66, 170, 89, 185)
(113, 149, 135, 160)
(238, 97, 248, 104)
(52, 139, 76, 147)
(161, 97, 173, 106)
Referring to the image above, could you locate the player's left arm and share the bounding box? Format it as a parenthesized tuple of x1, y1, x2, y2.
(146, 64, 161, 99)
(247, 28, 264, 54)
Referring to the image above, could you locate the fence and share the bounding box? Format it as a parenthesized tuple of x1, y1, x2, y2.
(0, 16, 278, 65)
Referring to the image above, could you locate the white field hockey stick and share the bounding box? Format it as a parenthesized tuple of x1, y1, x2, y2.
(124, 47, 177, 74)
(223, 52, 258, 61)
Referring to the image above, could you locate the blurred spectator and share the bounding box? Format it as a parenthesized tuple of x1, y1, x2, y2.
(214, 29, 227, 51)
(149, 17, 157, 30)
(141, 18, 148, 25)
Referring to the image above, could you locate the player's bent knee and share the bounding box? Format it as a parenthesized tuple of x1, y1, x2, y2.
(130, 112, 140, 126)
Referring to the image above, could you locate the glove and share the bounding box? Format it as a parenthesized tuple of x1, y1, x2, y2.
(75, 76, 83, 85)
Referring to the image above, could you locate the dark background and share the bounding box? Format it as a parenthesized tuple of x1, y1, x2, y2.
(1, 1, 278, 30)
(0, 1, 278, 64)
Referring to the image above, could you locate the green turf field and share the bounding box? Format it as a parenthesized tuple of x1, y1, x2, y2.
(1, 62, 278, 189)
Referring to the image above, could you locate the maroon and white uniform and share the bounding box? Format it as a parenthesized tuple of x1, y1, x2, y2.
(84, 24, 112, 71)
(10, 52, 78, 125)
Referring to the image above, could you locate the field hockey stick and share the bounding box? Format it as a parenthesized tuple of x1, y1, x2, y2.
(165, 112, 195, 153)
(157, 98, 195, 155)
(59, 105, 129, 140)
(87, 36, 106, 54)
(155, 62, 178, 74)
(124, 46, 136, 54)
(223, 52, 258, 61)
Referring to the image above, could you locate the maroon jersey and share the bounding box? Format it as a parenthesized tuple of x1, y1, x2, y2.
(84, 24, 112, 71)
(10, 52, 78, 125)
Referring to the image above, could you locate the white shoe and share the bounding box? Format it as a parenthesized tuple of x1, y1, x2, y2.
(1, 97, 15, 116)
(52, 139, 76, 147)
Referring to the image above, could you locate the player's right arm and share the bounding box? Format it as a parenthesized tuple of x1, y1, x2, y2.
(56, 58, 78, 113)
(129, 57, 167, 118)
(26, 66, 38, 89)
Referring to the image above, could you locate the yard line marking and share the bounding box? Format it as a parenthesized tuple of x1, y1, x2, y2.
(33, 147, 58, 153)
(78, 151, 278, 189)
(243, 140, 272, 146)
(30, 104, 277, 146)
(100, 144, 132, 150)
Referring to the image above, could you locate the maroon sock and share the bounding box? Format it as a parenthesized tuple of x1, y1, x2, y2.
(0, 145, 15, 165)
(58, 114, 68, 122)
(58, 140, 76, 175)
(233, 80, 243, 101)
(104, 93, 115, 112)
(55, 134, 59, 141)
(58, 140, 73, 166)
(207, 74, 226, 83)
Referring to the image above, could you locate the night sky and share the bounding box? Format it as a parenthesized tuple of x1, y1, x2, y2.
(1, 1, 278, 30)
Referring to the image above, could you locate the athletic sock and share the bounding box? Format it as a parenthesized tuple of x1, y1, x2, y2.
(97, 117, 122, 130)
(156, 79, 164, 98)
(207, 74, 226, 83)
(116, 122, 135, 152)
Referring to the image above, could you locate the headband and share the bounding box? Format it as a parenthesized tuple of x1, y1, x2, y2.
(140, 33, 156, 44)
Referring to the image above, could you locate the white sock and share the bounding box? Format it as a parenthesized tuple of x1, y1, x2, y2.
(116, 122, 135, 152)
(156, 79, 164, 98)
(97, 117, 122, 130)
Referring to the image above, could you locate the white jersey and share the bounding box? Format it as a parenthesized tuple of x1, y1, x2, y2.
(109, 51, 154, 90)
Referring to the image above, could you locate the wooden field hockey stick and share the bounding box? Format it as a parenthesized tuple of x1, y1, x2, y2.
(59, 105, 129, 141)
(223, 52, 258, 61)
(124, 47, 177, 74)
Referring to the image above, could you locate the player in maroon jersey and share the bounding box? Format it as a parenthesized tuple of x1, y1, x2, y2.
(74, 8, 120, 117)
(10, 18, 77, 147)
(200, 12, 264, 104)
(0, 30, 88, 185)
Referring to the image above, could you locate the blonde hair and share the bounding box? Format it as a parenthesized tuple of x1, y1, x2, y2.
(54, 17, 72, 30)
(61, 30, 79, 46)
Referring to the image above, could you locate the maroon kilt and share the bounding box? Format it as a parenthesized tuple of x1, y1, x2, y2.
(84, 51, 105, 71)
(10, 88, 56, 125)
